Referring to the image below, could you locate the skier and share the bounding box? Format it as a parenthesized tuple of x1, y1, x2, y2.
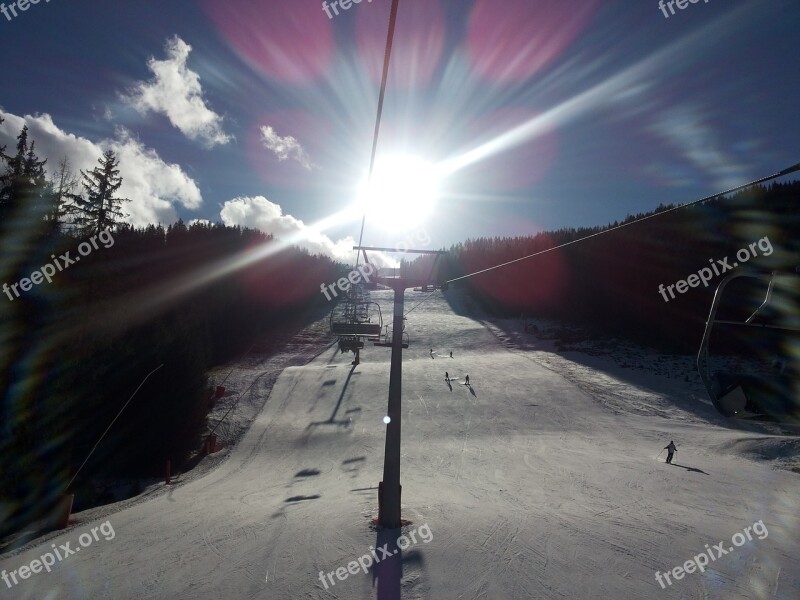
(664, 440, 677, 464)
(465, 374, 470, 386)
(450, 351, 453, 358)
(445, 371, 449, 381)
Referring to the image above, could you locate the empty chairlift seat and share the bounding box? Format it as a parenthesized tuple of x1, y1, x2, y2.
(331, 322, 382, 336)
(698, 270, 800, 423)
(330, 300, 383, 338)
(715, 372, 798, 420)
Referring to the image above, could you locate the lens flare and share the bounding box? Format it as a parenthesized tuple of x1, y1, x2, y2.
(356, 0, 445, 89)
(203, 0, 334, 85)
(467, 0, 599, 84)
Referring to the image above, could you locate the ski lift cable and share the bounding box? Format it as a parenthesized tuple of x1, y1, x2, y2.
(395, 160, 800, 323)
(354, 0, 401, 270)
(444, 161, 800, 285)
(66, 363, 164, 491)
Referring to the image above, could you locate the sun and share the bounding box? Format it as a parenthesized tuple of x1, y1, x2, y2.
(356, 154, 440, 228)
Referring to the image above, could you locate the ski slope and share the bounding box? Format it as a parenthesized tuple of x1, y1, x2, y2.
(1, 289, 798, 599)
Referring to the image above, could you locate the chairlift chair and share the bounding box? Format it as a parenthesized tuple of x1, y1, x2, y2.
(330, 301, 382, 337)
(338, 336, 364, 353)
(329, 296, 383, 363)
(374, 331, 410, 349)
(697, 270, 800, 423)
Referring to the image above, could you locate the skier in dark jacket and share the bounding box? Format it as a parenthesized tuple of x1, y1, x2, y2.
(664, 441, 677, 464)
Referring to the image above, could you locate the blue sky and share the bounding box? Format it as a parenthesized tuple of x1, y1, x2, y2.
(1, 0, 798, 261)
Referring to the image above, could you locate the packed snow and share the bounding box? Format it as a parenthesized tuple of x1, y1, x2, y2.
(1, 289, 798, 599)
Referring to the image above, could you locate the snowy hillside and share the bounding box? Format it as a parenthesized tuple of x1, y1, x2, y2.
(1, 289, 797, 600)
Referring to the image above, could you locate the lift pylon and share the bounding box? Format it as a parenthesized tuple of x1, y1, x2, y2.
(354, 245, 446, 528)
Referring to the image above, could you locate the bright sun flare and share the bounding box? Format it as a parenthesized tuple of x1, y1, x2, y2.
(356, 154, 440, 228)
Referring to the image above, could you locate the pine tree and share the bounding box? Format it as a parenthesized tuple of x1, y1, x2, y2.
(70, 150, 130, 234)
(25, 140, 46, 180)
(5, 124, 29, 177)
(0, 125, 49, 222)
(25, 140, 56, 224)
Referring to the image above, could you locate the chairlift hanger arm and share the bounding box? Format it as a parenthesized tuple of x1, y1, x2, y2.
(712, 320, 800, 332)
(354, 245, 446, 255)
(361, 248, 372, 267)
(745, 271, 776, 324)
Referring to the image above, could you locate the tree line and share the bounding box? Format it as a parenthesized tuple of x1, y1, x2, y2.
(435, 181, 800, 352)
(0, 119, 340, 540)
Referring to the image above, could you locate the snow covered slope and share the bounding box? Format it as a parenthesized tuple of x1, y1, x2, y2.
(1, 289, 797, 599)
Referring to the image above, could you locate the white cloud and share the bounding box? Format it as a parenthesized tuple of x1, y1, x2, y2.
(260, 125, 312, 169)
(219, 196, 352, 261)
(122, 36, 231, 147)
(108, 128, 203, 223)
(0, 111, 203, 226)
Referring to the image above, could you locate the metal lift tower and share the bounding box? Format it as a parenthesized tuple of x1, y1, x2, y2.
(355, 246, 445, 528)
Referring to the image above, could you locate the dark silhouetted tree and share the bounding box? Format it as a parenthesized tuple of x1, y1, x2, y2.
(0, 125, 49, 222)
(70, 149, 130, 234)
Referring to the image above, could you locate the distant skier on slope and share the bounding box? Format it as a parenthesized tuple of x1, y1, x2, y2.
(445, 371, 449, 381)
(664, 440, 677, 464)
(465, 374, 470, 386)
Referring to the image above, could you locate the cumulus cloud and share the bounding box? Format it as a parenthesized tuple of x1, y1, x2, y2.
(260, 125, 312, 169)
(108, 128, 203, 224)
(219, 196, 353, 261)
(0, 110, 202, 226)
(122, 36, 231, 147)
